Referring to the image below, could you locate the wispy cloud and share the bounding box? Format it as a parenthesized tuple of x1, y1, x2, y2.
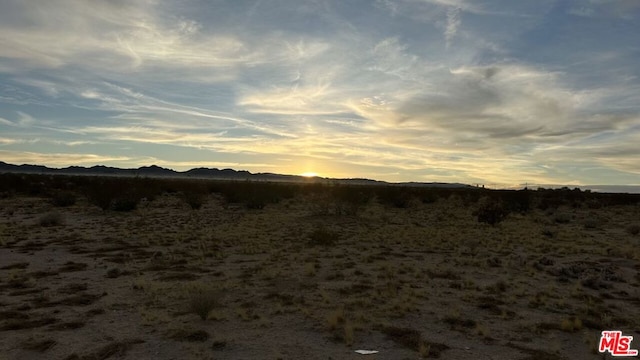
(445, 7, 461, 48)
(0, 150, 131, 166)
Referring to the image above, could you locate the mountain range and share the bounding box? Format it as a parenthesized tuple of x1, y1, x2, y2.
(0, 161, 470, 188)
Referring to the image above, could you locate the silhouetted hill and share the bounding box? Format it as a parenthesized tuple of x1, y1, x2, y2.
(185, 167, 251, 178)
(0, 161, 473, 188)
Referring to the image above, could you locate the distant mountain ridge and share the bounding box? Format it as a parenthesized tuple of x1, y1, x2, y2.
(0, 161, 471, 188)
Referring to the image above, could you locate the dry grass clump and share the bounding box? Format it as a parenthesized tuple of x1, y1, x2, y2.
(553, 212, 572, 224)
(1, 262, 29, 270)
(627, 224, 640, 236)
(51, 191, 77, 207)
(182, 191, 205, 210)
(1, 317, 57, 331)
(187, 284, 222, 320)
(59, 261, 88, 272)
(111, 197, 139, 212)
(326, 307, 356, 346)
(583, 218, 599, 229)
(560, 317, 583, 332)
(38, 211, 64, 227)
(474, 197, 508, 226)
(166, 328, 209, 342)
(308, 226, 340, 246)
(20, 337, 57, 352)
(381, 326, 449, 357)
(327, 307, 345, 330)
(65, 339, 143, 360)
(344, 320, 354, 346)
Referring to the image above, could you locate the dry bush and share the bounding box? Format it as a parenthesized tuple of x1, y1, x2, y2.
(560, 317, 582, 332)
(553, 212, 572, 224)
(51, 191, 77, 207)
(627, 224, 640, 236)
(188, 285, 221, 320)
(381, 326, 450, 357)
(166, 328, 209, 342)
(20, 338, 57, 352)
(182, 191, 205, 210)
(111, 197, 139, 212)
(308, 226, 340, 246)
(38, 212, 64, 227)
(583, 218, 599, 229)
(327, 307, 345, 330)
(474, 197, 508, 226)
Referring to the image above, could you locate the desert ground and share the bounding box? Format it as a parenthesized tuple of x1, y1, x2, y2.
(0, 175, 639, 359)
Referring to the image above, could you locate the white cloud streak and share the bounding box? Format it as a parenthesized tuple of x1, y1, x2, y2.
(445, 7, 461, 48)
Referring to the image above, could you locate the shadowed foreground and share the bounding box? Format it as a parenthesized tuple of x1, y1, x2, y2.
(1, 175, 639, 359)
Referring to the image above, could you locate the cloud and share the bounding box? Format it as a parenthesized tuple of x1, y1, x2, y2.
(568, 6, 596, 17)
(0, 0, 267, 81)
(445, 7, 461, 47)
(0, 117, 15, 126)
(406, 0, 479, 14)
(575, 0, 640, 19)
(0, 111, 43, 128)
(239, 83, 341, 116)
(0, 137, 19, 145)
(0, 150, 131, 166)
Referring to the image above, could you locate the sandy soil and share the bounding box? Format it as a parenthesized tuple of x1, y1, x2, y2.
(1, 191, 639, 359)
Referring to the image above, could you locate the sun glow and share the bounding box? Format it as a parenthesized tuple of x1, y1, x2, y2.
(300, 171, 319, 177)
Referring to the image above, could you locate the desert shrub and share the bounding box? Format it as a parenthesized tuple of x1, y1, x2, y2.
(536, 191, 564, 211)
(83, 177, 150, 211)
(38, 212, 64, 227)
(217, 181, 299, 209)
(111, 197, 138, 212)
(51, 191, 77, 207)
(600, 193, 640, 206)
(377, 186, 413, 208)
(419, 190, 439, 204)
(106, 268, 122, 278)
(583, 218, 599, 229)
(585, 199, 602, 209)
(553, 212, 572, 224)
(501, 189, 531, 214)
(167, 328, 209, 342)
(84, 178, 118, 210)
(188, 286, 221, 320)
(245, 195, 266, 210)
(308, 226, 340, 246)
(182, 192, 205, 210)
(0, 173, 22, 194)
(85, 178, 145, 211)
(627, 224, 640, 236)
(309, 193, 334, 216)
(331, 185, 372, 215)
(20, 338, 57, 352)
(381, 326, 449, 357)
(474, 197, 508, 226)
(541, 228, 555, 238)
(560, 317, 583, 332)
(307, 185, 369, 216)
(381, 326, 422, 351)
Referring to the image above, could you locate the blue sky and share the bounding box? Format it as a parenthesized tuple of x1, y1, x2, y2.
(1, 0, 639, 187)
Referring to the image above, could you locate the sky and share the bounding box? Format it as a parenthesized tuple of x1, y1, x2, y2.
(0, 0, 639, 187)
